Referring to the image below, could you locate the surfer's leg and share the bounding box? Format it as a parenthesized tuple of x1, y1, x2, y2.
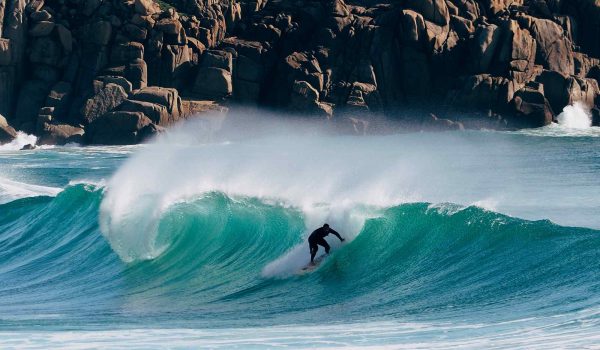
(318, 238, 330, 254)
(309, 240, 318, 262)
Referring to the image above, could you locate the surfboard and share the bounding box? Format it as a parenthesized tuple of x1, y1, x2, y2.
(301, 254, 327, 272)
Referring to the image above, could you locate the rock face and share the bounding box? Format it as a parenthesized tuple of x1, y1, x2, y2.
(0, 114, 17, 144)
(0, 0, 599, 144)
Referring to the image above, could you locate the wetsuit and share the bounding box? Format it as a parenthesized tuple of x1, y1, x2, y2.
(308, 227, 342, 262)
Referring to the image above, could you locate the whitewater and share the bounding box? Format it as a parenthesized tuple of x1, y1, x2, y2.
(1, 107, 599, 349)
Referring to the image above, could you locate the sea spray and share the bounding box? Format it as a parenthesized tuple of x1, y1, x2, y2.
(556, 101, 592, 128)
(0, 132, 38, 151)
(99, 111, 600, 265)
(98, 113, 486, 263)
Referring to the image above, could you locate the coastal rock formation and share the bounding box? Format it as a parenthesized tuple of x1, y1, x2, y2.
(0, 114, 17, 144)
(0, 0, 598, 144)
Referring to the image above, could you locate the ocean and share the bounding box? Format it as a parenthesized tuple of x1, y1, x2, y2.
(1, 109, 599, 349)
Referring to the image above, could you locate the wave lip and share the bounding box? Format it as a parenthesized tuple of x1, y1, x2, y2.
(0, 177, 62, 204)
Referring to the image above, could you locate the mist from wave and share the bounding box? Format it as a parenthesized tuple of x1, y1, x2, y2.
(516, 102, 600, 137)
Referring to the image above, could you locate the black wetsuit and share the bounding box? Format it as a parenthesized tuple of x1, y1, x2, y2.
(308, 227, 342, 262)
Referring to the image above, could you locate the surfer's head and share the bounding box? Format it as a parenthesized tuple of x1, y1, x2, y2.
(323, 223, 330, 230)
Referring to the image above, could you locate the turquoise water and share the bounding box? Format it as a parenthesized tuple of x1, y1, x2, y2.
(1, 118, 600, 348)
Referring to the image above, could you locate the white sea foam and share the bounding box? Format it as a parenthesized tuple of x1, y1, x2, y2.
(556, 101, 592, 129)
(0, 132, 38, 151)
(1, 313, 599, 349)
(516, 102, 600, 137)
(99, 111, 600, 264)
(0, 177, 62, 204)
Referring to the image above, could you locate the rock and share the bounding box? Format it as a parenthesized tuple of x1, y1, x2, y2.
(125, 58, 148, 90)
(56, 25, 72, 52)
(449, 74, 517, 111)
(94, 76, 133, 94)
(119, 99, 170, 125)
(506, 20, 537, 84)
(589, 65, 600, 83)
(132, 14, 156, 30)
(80, 83, 128, 124)
(422, 114, 465, 131)
(87, 111, 152, 145)
(563, 0, 600, 57)
(29, 37, 61, 67)
(38, 122, 84, 145)
(0, 39, 10, 65)
(529, 18, 574, 76)
(565, 76, 599, 108)
(221, 37, 264, 62)
(574, 52, 600, 78)
(193, 67, 233, 98)
(347, 82, 382, 112)
(134, 0, 159, 16)
(130, 86, 182, 120)
(45, 81, 72, 120)
(81, 0, 102, 16)
(234, 79, 261, 102)
(88, 21, 112, 46)
(328, 0, 350, 17)
(187, 37, 206, 55)
(110, 42, 144, 64)
(32, 65, 60, 83)
(484, 0, 524, 15)
(537, 70, 599, 113)
(138, 123, 165, 142)
(511, 83, 554, 127)
(536, 70, 567, 112)
(201, 50, 233, 72)
(180, 99, 227, 118)
(285, 52, 324, 93)
(30, 10, 52, 22)
(290, 80, 332, 117)
(450, 15, 475, 37)
(20, 144, 36, 150)
(156, 18, 183, 35)
(593, 107, 600, 127)
(14, 80, 51, 132)
(398, 10, 427, 45)
(2, 0, 27, 65)
(123, 23, 147, 42)
(29, 21, 55, 36)
(469, 24, 501, 73)
(405, 0, 450, 26)
(236, 55, 263, 82)
(0, 114, 17, 144)
(153, 44, 193, 89)
(27, 0, 44, 13)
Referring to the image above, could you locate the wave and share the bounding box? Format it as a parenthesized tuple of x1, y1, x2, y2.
(1, 185, 599, 326)
(0, 177, 62, 204)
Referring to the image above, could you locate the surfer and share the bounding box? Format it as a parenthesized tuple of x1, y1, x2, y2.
(308, 224, 345, 265)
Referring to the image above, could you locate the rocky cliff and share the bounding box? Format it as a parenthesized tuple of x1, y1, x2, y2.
(0, 0, 599, 145)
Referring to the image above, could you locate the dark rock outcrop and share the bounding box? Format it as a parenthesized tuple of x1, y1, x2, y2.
(0, 114, 17, 144)
(0, 0, 599, 145)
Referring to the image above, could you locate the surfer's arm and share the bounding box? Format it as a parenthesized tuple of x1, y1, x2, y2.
(330, 229, 345, 241)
